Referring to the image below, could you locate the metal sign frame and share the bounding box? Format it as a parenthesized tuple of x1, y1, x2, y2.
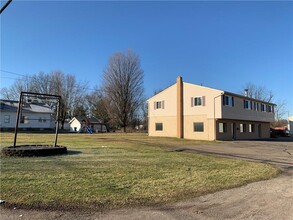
(13, 92, 62, 147)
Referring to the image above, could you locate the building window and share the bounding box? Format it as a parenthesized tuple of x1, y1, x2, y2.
(155, 123, 163, 131)
(267, 105, 273, 112)
(194, 97, 202, 106)
(39, 117, 42, 123)
(240, 124, 246, 133)
(249, 124, 255, 133)
(20, 116, 29, 124)
(261, 103, 266, 112)
(191, 96, 205, 107)
(193, 122, 204, 132)
(223, 95, 234, 107)
(254, 102, 259, 111)
(154, 101, 164, 110)
(219, 123, 227, 133)
(4, 115, 10, 123)
(244, 100, 252, 110)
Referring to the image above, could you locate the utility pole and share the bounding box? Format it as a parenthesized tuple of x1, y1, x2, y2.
(0, 0, 12, 14)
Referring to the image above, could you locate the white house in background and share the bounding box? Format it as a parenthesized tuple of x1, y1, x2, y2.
(69, 116, 108, 133)
(0, 99, 55, 130)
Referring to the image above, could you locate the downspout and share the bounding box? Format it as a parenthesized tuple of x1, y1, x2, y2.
(177, 76, 183, 138)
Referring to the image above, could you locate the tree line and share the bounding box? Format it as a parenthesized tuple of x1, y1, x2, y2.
(1, 49, 146, 131)
(1, 49, 288, 130)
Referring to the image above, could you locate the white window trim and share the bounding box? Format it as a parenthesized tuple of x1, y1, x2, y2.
(191, 96, 205, 107)
(154, 101, 165, 110)
(4, 115, 10, 124)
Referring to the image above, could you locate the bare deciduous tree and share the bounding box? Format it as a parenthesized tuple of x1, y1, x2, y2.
(242, 82, 274, 102)
(0, 71, 86, 129)
(242, 82, 287, 120)
(86, 89, 110, 124)
(102, 49, 144, 132)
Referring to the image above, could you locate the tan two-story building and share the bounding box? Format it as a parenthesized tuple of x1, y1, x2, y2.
(147, 76, 275, 141)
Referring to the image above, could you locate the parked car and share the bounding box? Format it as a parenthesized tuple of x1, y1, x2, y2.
(273, 127, 290, 137)
(270, 128, 277, 138)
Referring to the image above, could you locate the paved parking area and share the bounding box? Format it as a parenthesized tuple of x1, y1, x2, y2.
(171, 137, 293, 171)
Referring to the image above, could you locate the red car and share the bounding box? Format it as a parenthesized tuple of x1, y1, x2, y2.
(273, 127, 290, 137)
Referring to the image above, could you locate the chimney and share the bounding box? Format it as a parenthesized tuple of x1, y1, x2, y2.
(177, 76, 183, 138)
(244, 89, 248, 97)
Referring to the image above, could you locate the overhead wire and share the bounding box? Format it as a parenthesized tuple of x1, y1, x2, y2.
(0, 69, 101, 92)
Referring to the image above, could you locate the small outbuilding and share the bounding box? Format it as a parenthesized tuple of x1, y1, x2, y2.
(69, 116, 108, 133)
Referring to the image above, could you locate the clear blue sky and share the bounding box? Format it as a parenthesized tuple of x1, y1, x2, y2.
(1, 1, 292, 116)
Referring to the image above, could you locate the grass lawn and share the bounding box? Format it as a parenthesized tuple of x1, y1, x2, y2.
(0, 132, 279, 211)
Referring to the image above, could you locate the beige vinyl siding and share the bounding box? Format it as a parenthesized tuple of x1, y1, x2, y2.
(147, 77, 274, 140)
(147, 84, 178, 137)
(183, 82, 223, 119)
(222, 96, 274, 122)
(148, 116, 177, 137)
(184, 115, 215, 140)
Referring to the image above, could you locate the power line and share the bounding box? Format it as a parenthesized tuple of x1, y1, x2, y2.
(0, 0, 12, 14)
(0, 69, 25, 77)
(0, 69, 101, 92)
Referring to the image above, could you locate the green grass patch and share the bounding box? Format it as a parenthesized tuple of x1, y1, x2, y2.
(0, 132, 279, 211)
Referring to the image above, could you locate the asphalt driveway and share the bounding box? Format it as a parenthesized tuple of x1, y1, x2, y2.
(1, 138, 292, 220)
(170, 137, 293, 171)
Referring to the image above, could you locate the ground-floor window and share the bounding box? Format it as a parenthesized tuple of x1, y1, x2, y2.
(193, 122, 204, 132)
(219, 123, 227, 133)
(155, 123, 163, 131)
(4, 115, 10, 123)
(240, 123, 246, 133)
(249, 124, 255, 133)
(20, 115, 29, 124)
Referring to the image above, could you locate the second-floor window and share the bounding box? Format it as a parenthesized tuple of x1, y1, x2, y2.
(267, 105, 273, 113)
(194, 97, 202, 106)
(191, 96, 205, 107)
(244, 100, 252, 110)
(154, 101, 164, 110)
(223, 95, 234, 107)
(254, 102, 260, 111)
(261, 103, 266, 112)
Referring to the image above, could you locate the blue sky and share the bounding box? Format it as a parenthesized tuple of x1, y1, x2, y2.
(1, 1, 292, 116)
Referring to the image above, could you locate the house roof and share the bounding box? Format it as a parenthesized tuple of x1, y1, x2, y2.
(0, 99, 54, 114)
(147, 78, 275, 105)
(69, 116, 103, 124)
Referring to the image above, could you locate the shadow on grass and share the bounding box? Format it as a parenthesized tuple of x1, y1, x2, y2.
(66, 150, 82, 155)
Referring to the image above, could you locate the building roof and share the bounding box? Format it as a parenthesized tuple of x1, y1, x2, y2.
(0, 99, 54, 114)
(147, 77, 275, 105)
(69, 116, 103, 124)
